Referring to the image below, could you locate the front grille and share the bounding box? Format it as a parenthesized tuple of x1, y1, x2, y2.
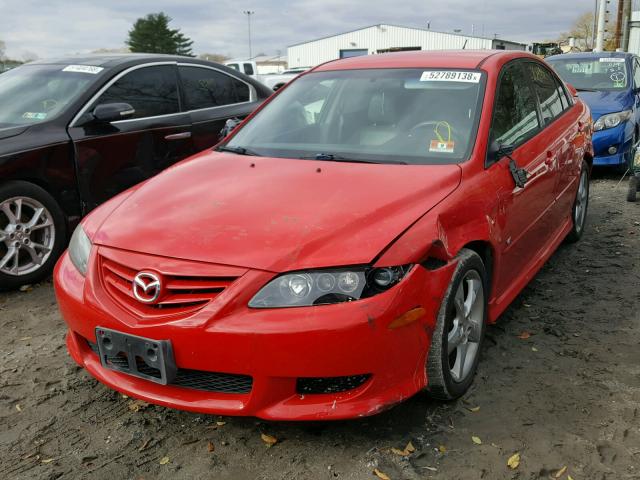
(297, 374, 371, 394)
(99, 255, 237, 318)
(88, 341, 252, 394)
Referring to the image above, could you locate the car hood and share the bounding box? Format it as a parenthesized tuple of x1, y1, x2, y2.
(94, 152, 462, 272)
(0, 125, 30, 141)
(578, 90, 632, 118)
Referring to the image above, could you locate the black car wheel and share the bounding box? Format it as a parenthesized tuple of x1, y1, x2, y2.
(426, 248, 487, 400)
(566, 161, 590, 243)
(0, 181, 66, 290)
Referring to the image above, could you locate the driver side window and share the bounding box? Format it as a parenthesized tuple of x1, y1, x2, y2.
(490, 62, 540, 150)
(634, 59, 640, 90)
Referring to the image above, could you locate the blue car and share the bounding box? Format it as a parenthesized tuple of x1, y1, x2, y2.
(547, 52, 639, 169)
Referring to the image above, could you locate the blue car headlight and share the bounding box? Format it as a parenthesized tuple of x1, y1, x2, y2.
(249, 265, 412, 308)
(593, 110, 632, 131)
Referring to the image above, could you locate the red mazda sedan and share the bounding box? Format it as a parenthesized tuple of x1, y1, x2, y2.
(55, 50, 593, 420)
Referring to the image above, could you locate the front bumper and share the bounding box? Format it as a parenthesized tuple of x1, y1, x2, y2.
(54, 248, 455, 420)
(592, 121, 633, 166)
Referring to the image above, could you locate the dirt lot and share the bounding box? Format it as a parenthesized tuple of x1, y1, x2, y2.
(1, 176, 639, 480)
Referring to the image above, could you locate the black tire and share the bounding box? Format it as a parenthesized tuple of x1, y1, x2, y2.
(426, 248, 487, 400)
(0, 181, 67, 290)
(627, 176, 638, 203)
(565, 161, 590, 243)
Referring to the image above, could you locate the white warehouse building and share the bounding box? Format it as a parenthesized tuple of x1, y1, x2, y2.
(287, 24, 526, 68)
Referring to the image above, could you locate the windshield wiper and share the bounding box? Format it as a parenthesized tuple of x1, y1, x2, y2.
(575, 87, 597, 92)
(300, 153, 407, 165)
(216, 145, 260, 156)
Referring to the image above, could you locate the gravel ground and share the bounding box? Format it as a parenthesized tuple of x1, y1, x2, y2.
(1, 176, 639, 480)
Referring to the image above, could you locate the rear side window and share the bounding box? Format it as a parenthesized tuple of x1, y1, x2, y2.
(243, 63, 255, 75)
(634, 59, 640, 89)
(490, 62, 540, 148)
(529, 63, 565, 124)
(179, 66, 250, 110)
(93, 65, 179, 119)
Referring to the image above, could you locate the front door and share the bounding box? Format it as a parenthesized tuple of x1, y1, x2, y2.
(177, 64, 258, 152)
(488, 60, 559, 296)
(68, 64, 194, 213)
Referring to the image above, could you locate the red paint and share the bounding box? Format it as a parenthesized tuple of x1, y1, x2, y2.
(55, 51, 593, 420)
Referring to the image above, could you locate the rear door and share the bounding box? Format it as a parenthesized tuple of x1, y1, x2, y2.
(177, 64, 259, 151)
(488, 60, 559, 296)
(68, 63, 193, 213)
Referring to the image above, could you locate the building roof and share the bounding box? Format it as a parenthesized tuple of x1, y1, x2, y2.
(288, 23, 525, 48)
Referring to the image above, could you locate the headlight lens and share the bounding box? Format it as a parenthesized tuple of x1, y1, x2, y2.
(593, 110, 632, 131)
(68, 225, 92, 276)
(249, 265, 412, 308)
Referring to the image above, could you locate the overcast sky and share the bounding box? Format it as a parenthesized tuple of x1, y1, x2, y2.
(0, 0, 596, 60)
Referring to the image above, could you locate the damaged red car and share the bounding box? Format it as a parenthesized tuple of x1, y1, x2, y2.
(54, 50, 593, 420)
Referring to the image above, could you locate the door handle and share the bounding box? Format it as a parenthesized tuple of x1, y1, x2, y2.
(164, 132, 192, 140)
(577, 121, 584, 132)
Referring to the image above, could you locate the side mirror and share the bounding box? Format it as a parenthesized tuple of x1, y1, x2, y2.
(92, 103, 135, 123)
(219, 117, 242, 139)
(565, 83, 578, 97)
(488, 140, 514, 163)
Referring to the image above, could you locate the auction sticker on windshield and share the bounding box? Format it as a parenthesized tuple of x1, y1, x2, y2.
(599, 58, 625, 63)
(62, 65, 104, 74)
(420, 71, 481, 83)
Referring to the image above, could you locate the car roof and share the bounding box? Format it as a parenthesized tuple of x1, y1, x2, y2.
(312, 50, 536, 72)
(28, 53, 209, 68)
(546, 51, 634, 61)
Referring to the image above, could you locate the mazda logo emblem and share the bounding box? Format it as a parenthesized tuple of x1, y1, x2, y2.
(132, 271, 162, 304)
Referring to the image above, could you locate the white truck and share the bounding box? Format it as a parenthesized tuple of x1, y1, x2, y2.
(225, 60, 308, 91)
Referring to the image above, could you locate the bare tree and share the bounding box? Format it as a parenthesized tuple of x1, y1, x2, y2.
(568, 12, 595, 50)
(0, 40, 6, 60)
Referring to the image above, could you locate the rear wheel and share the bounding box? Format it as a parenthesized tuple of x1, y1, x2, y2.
(566, 161, 590, 243)
(426, 248, 487, 400)
(0, 181, 66, 290)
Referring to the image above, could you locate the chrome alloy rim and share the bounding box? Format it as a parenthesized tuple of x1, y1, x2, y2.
(0, 197, 55, 276)
(574, 169, 588, 233)
(447, 270, 484, 382)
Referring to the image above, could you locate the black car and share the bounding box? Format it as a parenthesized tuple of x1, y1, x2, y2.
(0, 54, 272, 289)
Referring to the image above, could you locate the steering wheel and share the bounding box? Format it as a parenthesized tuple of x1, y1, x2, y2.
(408, 120, 462, 146)
(42, 99, 58, 112)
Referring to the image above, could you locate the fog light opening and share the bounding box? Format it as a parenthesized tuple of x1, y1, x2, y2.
(608, 146, 618, 155)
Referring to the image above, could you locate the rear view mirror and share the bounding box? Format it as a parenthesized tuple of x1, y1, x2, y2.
(92, 103, 135, 123)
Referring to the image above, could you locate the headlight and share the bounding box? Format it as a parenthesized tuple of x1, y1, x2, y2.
(249, 265, 412, 308)
(593, 110, 632, 131)
(68, 225, 92, 276)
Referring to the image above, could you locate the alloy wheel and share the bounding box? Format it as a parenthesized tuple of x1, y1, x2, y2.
(574, 169, 589, 233)
(447, 270, 484, 382)
(0, 196, 56, 276)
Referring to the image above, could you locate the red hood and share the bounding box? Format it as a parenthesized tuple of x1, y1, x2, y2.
(93, 152, 461, 272)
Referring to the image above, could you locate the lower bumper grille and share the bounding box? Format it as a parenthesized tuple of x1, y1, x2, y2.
(297, 374, 371, 394)
(87, 341, 252, 394)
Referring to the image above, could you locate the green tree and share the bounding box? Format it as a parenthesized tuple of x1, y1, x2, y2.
(127, 12, 193, 56)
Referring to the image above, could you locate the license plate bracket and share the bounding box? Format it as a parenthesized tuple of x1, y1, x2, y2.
(95, 327, 177, 385)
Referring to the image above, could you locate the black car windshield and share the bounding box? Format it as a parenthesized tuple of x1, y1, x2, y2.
(0, 64, 96, 127)
(547, 57, 629, 91)
(225, 68, 486, 165)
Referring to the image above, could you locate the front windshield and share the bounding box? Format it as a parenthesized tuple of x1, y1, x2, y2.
(0, 65, 95, 128)
(226, 68, 486, 164)
(548, 57, 629, 91)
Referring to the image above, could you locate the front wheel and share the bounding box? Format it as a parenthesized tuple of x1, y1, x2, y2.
(565, 161, 590, 243)
(0, 181, 66, 290)
(426, 248, 487, 400)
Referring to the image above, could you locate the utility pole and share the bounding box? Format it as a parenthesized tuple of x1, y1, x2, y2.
(595, 0, 608, 51)
(621, 0, 631, 51)
(243, 10, 254, 59)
